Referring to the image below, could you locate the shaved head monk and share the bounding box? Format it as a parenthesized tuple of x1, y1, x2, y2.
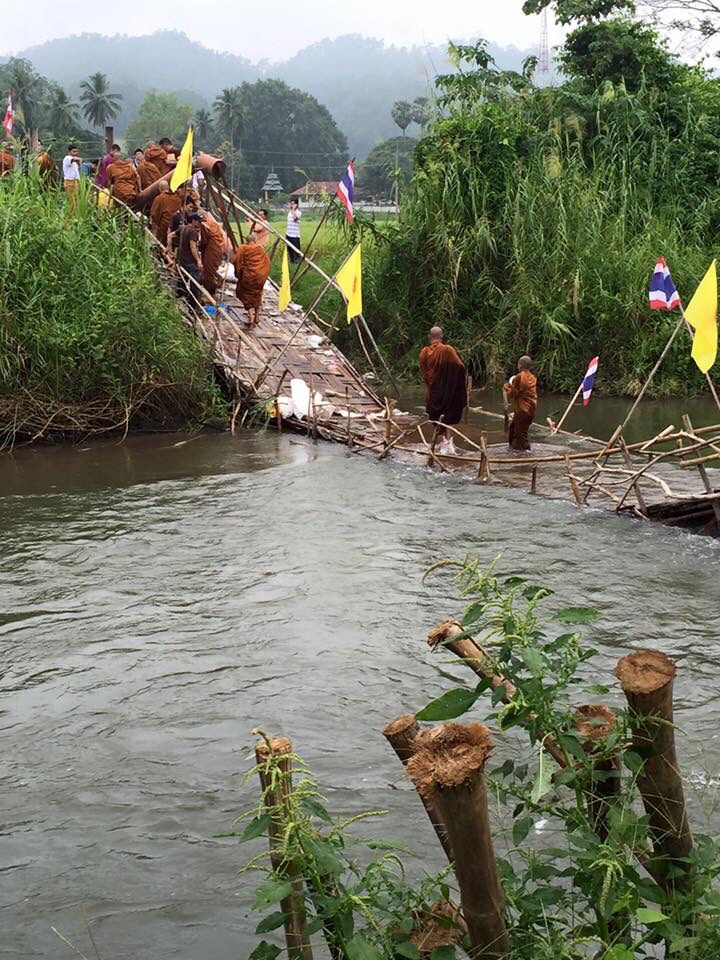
(418, 326, 467, 450)
(504, 355, 538, 451)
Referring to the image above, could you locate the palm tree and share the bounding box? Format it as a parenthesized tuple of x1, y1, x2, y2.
(48, 85, 79, 135)
(213, 87, 244, 148)
(5, 58, 40, 133)
(79, 72, 122, 129)
(391, 100, 414, 137)
(410, 96, 432, 136)
(193, 108, 214, 145)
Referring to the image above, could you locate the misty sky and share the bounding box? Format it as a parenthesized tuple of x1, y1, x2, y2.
(2, 0, 562, 60)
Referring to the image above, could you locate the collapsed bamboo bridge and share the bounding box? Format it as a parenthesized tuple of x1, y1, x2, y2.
(129, 154, 720, 537)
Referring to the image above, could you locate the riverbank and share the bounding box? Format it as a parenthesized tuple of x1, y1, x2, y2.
(0, 175, 223, 447)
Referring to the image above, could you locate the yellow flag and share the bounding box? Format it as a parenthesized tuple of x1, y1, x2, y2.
(278, 245, 291, 311)
(170, 127, 193, 192)
(335, 244, 362, 322)
(685, 260, 718, 374)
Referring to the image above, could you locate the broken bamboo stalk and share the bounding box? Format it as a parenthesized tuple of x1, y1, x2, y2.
(614, 650, 693, 888)
(574, 704, 621, 842)
(255, 737, 314, 959)
(383, 715, 453, 859)
(407, 723, 510, 959)
(564, 454, 583, 505)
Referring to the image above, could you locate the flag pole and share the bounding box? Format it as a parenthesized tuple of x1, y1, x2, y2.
(621, 314, 685, 430)
(551, 381, 584, 435)
(679, 309, 720, 412)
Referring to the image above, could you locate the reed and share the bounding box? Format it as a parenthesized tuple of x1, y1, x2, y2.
(0, 173, 223, 444)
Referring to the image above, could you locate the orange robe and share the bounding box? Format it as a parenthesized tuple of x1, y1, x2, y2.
(0, 150, 13, 176)
(506, 369, 537, 451)
(234, 243, 271, 309)
(145, 145, 169, 175)
(136, 159, 163, 190)
(106, 160, 139, 205)
(37, 152, 57, 184)
(418, 341, 467, 425)
(150, 192, 182, 243)
(200, 217, 228, 295)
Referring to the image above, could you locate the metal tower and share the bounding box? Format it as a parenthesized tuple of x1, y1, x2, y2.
(538, 8, 550, 80)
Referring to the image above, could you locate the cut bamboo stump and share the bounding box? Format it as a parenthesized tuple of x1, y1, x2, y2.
(255, 737, 314, 960)
(614, 651, 693, 886)
(411, 899, 468, 958)
(574, 704, 620, 841)
(383, 714, 453, 859)
(407, 723, 510, 959)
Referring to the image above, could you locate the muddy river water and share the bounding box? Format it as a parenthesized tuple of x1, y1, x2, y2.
(2, 393, 719, 958)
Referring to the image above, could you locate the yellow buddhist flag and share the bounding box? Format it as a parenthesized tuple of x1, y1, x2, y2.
(278, 245, 291, 311)
(335, 244, 362, 323)
(685, 259, 718, 374)
(170, 127, 193, 192)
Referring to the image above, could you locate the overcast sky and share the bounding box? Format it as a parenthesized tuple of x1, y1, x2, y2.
(2, 0, 563, 61)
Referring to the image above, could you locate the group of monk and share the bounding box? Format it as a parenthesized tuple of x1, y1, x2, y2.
(419, 326, 538, 453)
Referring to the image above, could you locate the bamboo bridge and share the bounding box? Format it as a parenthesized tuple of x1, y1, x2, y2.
(131, 155, 720, 538)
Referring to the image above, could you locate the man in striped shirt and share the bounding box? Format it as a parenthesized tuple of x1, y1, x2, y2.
(286, 199, 302, 263)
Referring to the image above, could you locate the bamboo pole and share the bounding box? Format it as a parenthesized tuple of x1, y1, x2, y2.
(478, 433, 491, 481)
(614, 651, 693, 887)
(619, 436, 648, 516)
(551, 380, 584, 435)
(621, 315, 685, 430)
(255, 737, 314, 959)
(564, 454, 583, 505)
(682, 415, 720, 529)
(407, 724, 510, 959)
(382, 715, 452, 859)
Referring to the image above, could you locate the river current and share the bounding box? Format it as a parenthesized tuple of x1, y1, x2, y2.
(2, 396, 719, 958)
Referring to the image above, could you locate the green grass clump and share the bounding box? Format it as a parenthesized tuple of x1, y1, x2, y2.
(0, 174, 223, 443)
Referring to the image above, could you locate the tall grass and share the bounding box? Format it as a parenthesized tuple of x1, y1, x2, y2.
(363, 79, 720, 395)
(0, 174, 223, 442)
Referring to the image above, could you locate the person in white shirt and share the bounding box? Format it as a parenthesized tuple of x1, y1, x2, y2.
(286, 199, 302, 263)
(62, 144, 82, 207)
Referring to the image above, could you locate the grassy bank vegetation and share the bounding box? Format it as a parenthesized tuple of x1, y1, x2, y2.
(0, 174, 223, 445)
(354, 5, 720, 397)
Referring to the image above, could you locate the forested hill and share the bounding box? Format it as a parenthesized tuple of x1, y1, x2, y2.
(13, 30, 535, 157)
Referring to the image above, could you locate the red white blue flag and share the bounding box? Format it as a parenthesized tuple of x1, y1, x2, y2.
(2, 90, 14, 136)
(582, 356, 599, 406)
(649, 257, 681, 310)
(335, 160, 354, 222)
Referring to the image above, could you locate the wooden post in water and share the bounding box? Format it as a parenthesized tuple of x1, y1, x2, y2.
(614, 651, 693, 888)
(383, 715, 453, 860)
(477, 433, 491, 482)
(255, 737, 314, 959)
(564, 454, 583, 505)
(407, 723, 510, 959)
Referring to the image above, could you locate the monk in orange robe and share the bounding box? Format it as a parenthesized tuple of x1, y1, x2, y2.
(504, 356, 538, 452)
(106, 147, 141, 206)
(234, 233, 271, 325)
(145, 143, 169, 175)
(37, 151, 57, 184)
(0, 149, 13, 176)
(150, 183, 183, 244)
(418, 326, 467, 445)
(199, 212, 229, 296)
(136, 157, 165, 190)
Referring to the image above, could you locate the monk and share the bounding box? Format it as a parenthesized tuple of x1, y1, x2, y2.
(136, 154, 164, 190)
(150, 182, 182, 243)
(105, 146, 141, 207)
(0, 149, 14, 177)
(246, 209, 271, 247)
(145, 141, 169, 176)
(37, 150, 57, 185)
(234, 232, 271, 325)
(198, 211, 229, 296)
(418, 326, 467, 451)
(504, 355, 538, 452)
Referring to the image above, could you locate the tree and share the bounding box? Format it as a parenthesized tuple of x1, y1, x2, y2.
(225, 79, 347, 195)
(124, 91, 193, 150)
(360, 136, 417, 197)
(522, 0, 636, 21)
(79, 72, 122, 129)
(2, 59, 42, 133)
(391, 100, 414, 136)
(213, 87, 245, 148)
(410, 97, 432, 135)
(47, 85, 79, 134)
(639, 0, 720, 54)
(193, 108, 214, 146)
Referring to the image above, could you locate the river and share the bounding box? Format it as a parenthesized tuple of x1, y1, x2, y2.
(2, 394, 719, 958)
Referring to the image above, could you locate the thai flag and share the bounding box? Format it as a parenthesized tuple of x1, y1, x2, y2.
(2, 90, 14, 136)
(582, 356, 599, 406)
(649, 257, 681, 310)
(336, 160, 354, 222)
